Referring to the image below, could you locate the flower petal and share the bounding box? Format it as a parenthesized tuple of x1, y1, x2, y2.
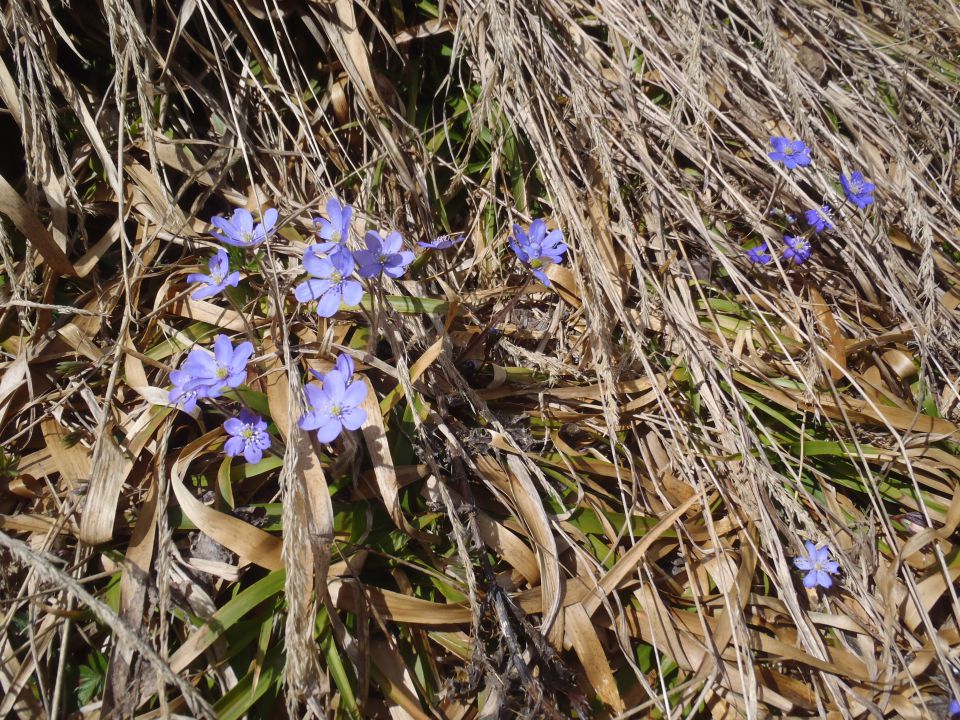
(235, 209, 254, 234)
(243, 444, 263, 464)
(298, 409, 326, 431)
(383, 231, 403, 254)
(224, 436, 245, 457)
(315, 288, 342, 317)
(303, 246, 334, 276)
(343, 380, 367, 407)
(191, 284, 220, 301)
(323, 369, 346, 402)
(364, 231, 383, 253)
(314, 416, 343, 443)
(261, 207, 278, 233)
(295, 278, 333, 303)
(340, 280, 364, 307)
(340, 406, 367, 431)
(213, 335, 233, 364)
(331, 247, 356, 274)
(224, 417, 244, 435)
(230, 341, 254, 371)
(335, 354, 355, 379)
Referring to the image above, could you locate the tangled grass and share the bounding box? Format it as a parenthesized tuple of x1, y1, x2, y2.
(2, 0, 960, 717)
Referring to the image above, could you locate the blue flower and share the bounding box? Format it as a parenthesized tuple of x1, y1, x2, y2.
(804, 205, 834, 234)
(418, 234, 464, 250)
(168, 370, 200, 413)
(768, 137, 811, 169)
(308, 353, 355, 383)
(299, 369, 368, 442)
(509, 219, 568, 286)
(839, 171, 875, 209)
(782, 235, 812, 265)
(314, 198, 352, 246)
(294, 246, 364, 317)
(793, 541, 840, 589)
(210, 208, 278, 248)
(177, 334, 254, 399)
(186, 249, 241, 300)
(224, 409, 271, 464)
(747, 242, 773, 265)
(950, 699, 960, 717)
(355, 231, 414, 279)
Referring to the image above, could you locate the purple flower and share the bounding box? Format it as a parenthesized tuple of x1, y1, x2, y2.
(308, 353, 355, 383)
(299, 369, 367, 442)
(839, 171, 875, 209)
(509, 219, 568, 286)
(168, 369, 200, 413)
(950, 699, 960, 717)
(418, 234, 464, 250)
(768, 137, 811, 169)
(747, 242, 773, 265)
(178, 334, 254, 399)
(804, 205, 834, 234)
(186, 249, 241, 300)
(210, 208, 278, 248)
(355, 231, 414, 279)
(314, 198, 352, 246)
(224, 409, 271, 464)
(294, 247, 364, 318)
(793, 541, 840, 589)
(782, 235, 812, 265)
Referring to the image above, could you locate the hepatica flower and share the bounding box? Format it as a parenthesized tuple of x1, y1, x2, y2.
(804, 205, 834, 234)
(299, 368, 367, 442)
(294, 248, 364, 317)
(782, 235, 812, 265)
(418, 234, 464, 250)
(210, 207, 278, 248)
(950, 699, 960, 717)
(794, 541, 840, 589)
(356, 231, 414, 279)
(308, 353, 355, 383)
(314, 198, 352, 247)
(840, 171, 876, 209)
(175, 334, 253, 400)
(168, 370, 200, 413)
(510, 219, 567, 286)
(187, 249, 240, 300)
(768, 137, 811, 169)
(224, 409, 271, 464)
(747, 242, 773, 265)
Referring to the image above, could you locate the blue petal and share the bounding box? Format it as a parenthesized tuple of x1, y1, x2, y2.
(315, 288, 342, 317)
(295, 278, 333, 302)
(314, 416, 343, 443)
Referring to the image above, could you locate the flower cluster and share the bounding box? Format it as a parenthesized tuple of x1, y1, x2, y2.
(749, 135, 877, 267)
(294, 199, 415, 318)
(172, 196, 570, 467)
(509, 218, 568, 286)
(299, 354, 368, 443)
(167, 334, 272, 465)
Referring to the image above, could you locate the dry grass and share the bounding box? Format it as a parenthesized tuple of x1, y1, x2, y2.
(1, 0, 960, 717)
